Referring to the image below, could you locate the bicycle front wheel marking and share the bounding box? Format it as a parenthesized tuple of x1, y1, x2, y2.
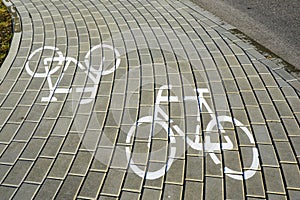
(206, 116, 259, 180)
(84, 44, 121, 77)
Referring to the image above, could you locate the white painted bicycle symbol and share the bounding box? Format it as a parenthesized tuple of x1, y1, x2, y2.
(25, 44, 121, 104)
(126, 85, 259, 180)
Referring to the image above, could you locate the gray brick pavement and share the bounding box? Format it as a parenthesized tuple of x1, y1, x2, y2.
(0, 0, 299, 199)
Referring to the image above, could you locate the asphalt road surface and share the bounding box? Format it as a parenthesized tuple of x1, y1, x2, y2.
(190, 0, 300, 70)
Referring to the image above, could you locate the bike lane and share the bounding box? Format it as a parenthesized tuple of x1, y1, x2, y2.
(0, 0, 299, 199)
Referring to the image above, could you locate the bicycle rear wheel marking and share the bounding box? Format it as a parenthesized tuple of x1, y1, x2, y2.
(125, 116, 176, 180)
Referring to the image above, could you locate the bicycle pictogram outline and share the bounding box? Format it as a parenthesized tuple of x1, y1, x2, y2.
(125, 85, 259, 180)
(25, 44, 121, 104)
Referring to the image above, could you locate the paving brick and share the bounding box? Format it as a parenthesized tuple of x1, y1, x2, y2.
(219, 67, 233, 79)
(186, 155, 203, 181)
(0, 142, 26, 164)
(241, 92, 258, 106)
(274, 142, 297, 163)
(77, 102, 94, 115)
(267, 122, 289, 141)
(184, 181, 203, 200)
(204, 177, 223, 200)
(0, 123, 19, 144)
(98, 127, 119, 147)
(0, 109, 12, 127)
(232, 109, 250, 126)
(295, 112, 300, 124)
(0, 186, 16, 200)
(34, 179, 62, 200)
(223, 150, 242, 175)
(282, 118, 300, 136)
(55, 175, 84, 199)
(281, 87, 298, 97)
(246, 106, 265, 124)
(11, 80, 29, 93)
(281, 164, 300, 189)
(254, 89, 273, 104)
(236, 78, 252, 91)
(240, 147, 261, 171)
(227, 93, 244, 109)
(258, 144, 279, 167)
(249, 76, 265, 90)
(213, 94, 230, 111)
(274, 101, 294, 118)
(287, 189, 300, 200)
(43, 102, 64, 119)
(91, 147, 114, 172)
(123, 172, 143, 192)
(266, 193, 288, 200)
(48, 154, 74, 179)
(286, 97, 300, 113)
(0, 143, 6, 156)
(273, 68, 296, 82)
(120, 191, 140, 200)
(79, 129, 101, 151)
(0, 94, 5, 105)
(289, 136, 300, 158)
(260, 73, 278, 87)
(163, 184, 183, 200)
(0, 164, 11, 183)
(244, 171, 265, 198)
(70, 114, 90, 133)
(101, 169, 125, 196)
(40, 136, 64, 158)
(8, 106, 30, 123)
(261, 104, 281, 122)
(26, 158, 53, 184)
(267, 87, 287, 101)
(243, 64, 259, 76)
(13, 183, 39, 200)
(263, 167, 285, 194)
(141, 188, 162, 200)
(98, 195, 119, 200)
(69, 151, 93, 176)
(110, 147, 129, 170)
(60, 101, 76, 117)
(165, 159, 185, 185)
(144, 167, 165, 189)
(33, 119, 56, 138)
(14, 121, 37, 141)
(288, 80, 300, 92)
(252, 124, 272, 144)
(0, 80, 14, 94)
(19, 91, 39, 106)
(3, 160, 33, 186)
(20, 138, 46, 160)
(1, 93, 22, 108)
(274, 76, 291, 88)
(61, 133, 83, 154)
(78, 171, 105, 199)
(225, 175, 245, 199)
(222, 78, 238, 92)
(51, 117, 73, 136)
(105, 110, 123, 127)
(210, 82, 225, 95)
